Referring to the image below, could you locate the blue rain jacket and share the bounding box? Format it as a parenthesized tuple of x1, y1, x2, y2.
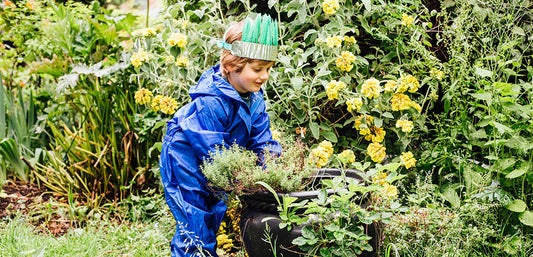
(160, 64, 282, 256)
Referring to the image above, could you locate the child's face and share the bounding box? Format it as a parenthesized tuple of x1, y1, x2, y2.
(227, 61, 274, 93)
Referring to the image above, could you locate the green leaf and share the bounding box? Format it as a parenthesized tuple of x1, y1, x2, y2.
(507, 199, 527, 213)
(506, 162, 530, 179)
(321, 131, 338, 143)
(362, 0, 372, 11)
(474, 67, 493, 77)
(440, 186, 460, 208)
(301, 226, 315, 239)
(382, 112, 394, 119)
(309, 121, 319, 139)
(292, 236, 307, 246)
(519, 211, 533, 227)
(471, 92, 492, 102)
(492, 121, 512, 135)
(291, 77, 304, 90)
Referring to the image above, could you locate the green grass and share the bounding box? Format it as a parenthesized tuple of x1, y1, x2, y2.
(0, 214, 175, 257)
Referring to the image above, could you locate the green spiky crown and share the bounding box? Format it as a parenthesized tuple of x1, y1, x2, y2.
(217, 13, 279, 61)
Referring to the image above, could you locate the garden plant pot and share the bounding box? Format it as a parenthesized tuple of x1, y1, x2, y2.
(240, 169, 379, 257)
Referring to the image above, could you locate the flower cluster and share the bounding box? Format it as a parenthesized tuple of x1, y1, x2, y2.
(322, 0, 340, 15)
(391, 93, 421, 112)
(395, 119, 413, 133)
(401, 13, 414, 27)
(272, 130, 281, 141)
(430, 68, 444, 80)
(336, 51, 356, 72)
(325, 80, 346, 100)
(397, 74, 420, 93)
(338, 149, 355, 163)
(379, 182, 398, 200)
(216, 222, 234, 252)
(131, 27, 157, 38)
(367, 142, 386, 163)
(346, 97, 363, 112)
(325, 35, 343, 48)
(400, 151, 416, 169)
(361, 78, 382, 99)
(310, 140, 334, 168)
(167, 32, 187, 47)
(134, 88, 152, 105)
(130, 49, 153, 67)
(175, 56, 189, 67)
(134, 88, 178, 115)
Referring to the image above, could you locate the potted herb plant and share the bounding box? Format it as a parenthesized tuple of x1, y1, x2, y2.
(202, 137, 405, 256)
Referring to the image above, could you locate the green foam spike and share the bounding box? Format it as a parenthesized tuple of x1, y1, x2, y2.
(242, 13, 278, 46)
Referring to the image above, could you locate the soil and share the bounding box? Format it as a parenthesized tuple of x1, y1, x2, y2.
(0, 181, 73, 237)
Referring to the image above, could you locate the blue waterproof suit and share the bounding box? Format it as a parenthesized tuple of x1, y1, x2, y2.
(160, 64, 282, 256)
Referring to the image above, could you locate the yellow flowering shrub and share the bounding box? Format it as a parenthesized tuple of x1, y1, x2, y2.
(391, 93, 412, 111)
(151, 95, 164, 112)
(322, 0, 340, 15)
(397, 74, 420, 93)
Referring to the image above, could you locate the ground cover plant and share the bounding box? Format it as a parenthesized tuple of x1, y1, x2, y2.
(1, 0, 533, 256)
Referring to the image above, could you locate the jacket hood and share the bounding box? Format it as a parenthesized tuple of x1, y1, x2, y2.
(189, 64, 242, 102)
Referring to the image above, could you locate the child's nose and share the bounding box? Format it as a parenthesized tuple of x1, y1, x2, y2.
(260, 70, 269, 80)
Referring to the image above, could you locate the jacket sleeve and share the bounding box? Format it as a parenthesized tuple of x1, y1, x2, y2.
(180, 96, 231, 161)
(247, 99, 282, 155)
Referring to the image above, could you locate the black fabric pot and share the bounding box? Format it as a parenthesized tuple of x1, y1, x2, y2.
(240, 169, 379, 257)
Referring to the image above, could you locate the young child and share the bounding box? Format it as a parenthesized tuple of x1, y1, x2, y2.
(159, 13, 282, 256)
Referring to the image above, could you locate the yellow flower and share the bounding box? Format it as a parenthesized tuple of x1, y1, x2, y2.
(336, 51, 356, 72)
(397, 74, 420, 93)
(409, 101, 422, 112)
(343, 36, 356, 45)
(134, 88, 153, 105)
(164, 56, 175, 65)
(391, 93, 411, 111)
(430, 68, 444, 81)
(173, 19, 189, 29)
(367, 142, 386, 163)
(272, 130, 281, 141)
(131, 27, 157, 38)
(339, 150, 356, 163)
(319, 140, 334, 156)
(315, 37, 324, 45)
(325, 36, 343, 48)
(216, 234, 234, 252)
(310, 147, 330, 168)
(354, 114, 373, 130)
(384, 80, 397, 92)
(400, 151, 416, 169)
(372, 172, 388, 185)
(325, 80, 346, 100)
(130, 49, 153, 67)
(379, 182, 398, 200)
(151, 95, 164, 112)
(365, 126, 385, 143)
(322, 0, 340, 15)
(346, 97, 363, 112)
(167, 33, 187, 47)
(159, 96, 178, 115)
(401, 13, 414, 27)
(175, 56, 189, 67)
(361, 78, 381, 99)
(396, 119, 414, 132)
